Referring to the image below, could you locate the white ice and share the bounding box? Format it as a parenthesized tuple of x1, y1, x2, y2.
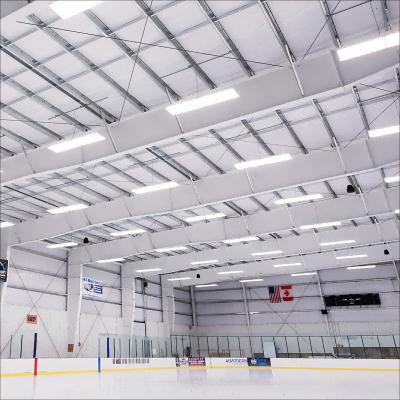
(1, 367, 399, 399)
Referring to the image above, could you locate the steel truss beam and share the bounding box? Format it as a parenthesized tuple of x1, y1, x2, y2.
(26, 14, 148, 113)
(2, 52, 397, 186)
(106, 221, 399, 275)
(135, 0, 216, 89)
(197, 0, 254, 77)
(0, 36, 117, 124)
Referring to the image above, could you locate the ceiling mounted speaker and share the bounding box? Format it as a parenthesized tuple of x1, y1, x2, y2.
(347, 184, 356, 194)
(83, 237, 89, 244)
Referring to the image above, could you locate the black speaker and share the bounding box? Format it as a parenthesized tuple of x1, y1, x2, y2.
(83, 237, 89, 244)
(384, 249, 390, 255)
(196, 274, 201, 279)
(321, 309, 328, 315)
(347, 184, 355, 194)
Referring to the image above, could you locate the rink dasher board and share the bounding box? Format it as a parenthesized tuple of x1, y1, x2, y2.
(1, 357, 399, 377)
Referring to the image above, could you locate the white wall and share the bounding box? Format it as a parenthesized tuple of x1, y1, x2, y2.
(191, 264, 400, 337)
(1, 245, 192, 358)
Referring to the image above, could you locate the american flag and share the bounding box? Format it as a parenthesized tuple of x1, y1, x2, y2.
(268, 286, 281, 303)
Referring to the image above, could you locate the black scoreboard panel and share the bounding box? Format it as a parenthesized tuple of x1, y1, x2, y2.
(324, 293, 381, 307)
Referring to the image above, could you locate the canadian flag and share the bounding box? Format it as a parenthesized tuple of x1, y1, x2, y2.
(280, 285, 293, 302)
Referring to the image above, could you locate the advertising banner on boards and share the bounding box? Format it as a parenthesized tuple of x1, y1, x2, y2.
(0, 259, 8, 283)
(82, 277, 103, 297)
(247, 357, 271, 367)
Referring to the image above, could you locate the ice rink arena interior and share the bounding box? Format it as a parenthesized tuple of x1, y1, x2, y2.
(0, 0, 399, 399)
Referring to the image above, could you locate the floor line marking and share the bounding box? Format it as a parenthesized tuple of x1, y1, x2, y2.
(1, 364, 399, 378)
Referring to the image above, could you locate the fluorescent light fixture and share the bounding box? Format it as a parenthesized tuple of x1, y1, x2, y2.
(337, 32, 399, 61)
(166, 88, 239, 115)
(110, 229, 146, 237)
(368, 125, 399, 138)
(49, 1, 103, 19)
(0, 221, 14, 228)
(300, 221, 342, 230)
(135, 268, 162, 273)
(274, 262, 302, 268)
(47, 242, 78, 249)
(223, 236, 260, 244)
(234, 154, 292, 170)
(190, 260, 219, 265)
(218, 270, 243, 275)
(132, 181, 179, 194)
(320, 240, 356, 246)
(167, 277, 192, 281)
(239, 278, 264, 283)
(185, 213, 225, 223)
(251, 250, 283, 256)
(336, 254, 368, 260)
(195, 284, 218, 288)
(96, 258, 125, 264)
(347, 265, 376, 270)
(275, 194, 323, 205)
(48, 132, 105, 153)
(47, 203, 88, 214)
(384, 175, 399, 184)
(291, 272, 317, 277)
(155, 245, 187, 253)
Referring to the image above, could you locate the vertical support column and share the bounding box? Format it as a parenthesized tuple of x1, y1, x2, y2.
(241, 283, 253, 355)
(161, 276, 175, 337)
(121, 269, 136, 337)
(0, 246, 11, 323)
(67, 263, 83, 358)
(316, 271, 336, 357)
(190, 286, 197, 327)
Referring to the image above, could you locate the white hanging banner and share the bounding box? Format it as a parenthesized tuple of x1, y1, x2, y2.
(82, 277, 103, 298)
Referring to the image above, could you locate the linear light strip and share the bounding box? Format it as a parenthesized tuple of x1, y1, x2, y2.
(300, 221, 341, 230)
(320, 240, 356, 246)
(291, 272, 317, 277)
(185, 213, 225, 223)
(166, 89, 239, 115)
(195, 284, 218, 288)
(190, 260, 219, 265)
(96, 258, 125, 264)
(234, 154, 292, 170)
(239, 279, 264, 283)
(384, 176, 399, 183)
(47, 242, 78, 249)
(48, 132, 105, 153)
(337, 31, 399, 61)
(347, 265, 376, 270)
(274, 262, 302, 268)
(223, 236, 259, 244)
(135, 268, 162, 273)
(47, 203, 88, 214)
(336, 254, 368, 260)
(49, 1, 103, 19)
(155, 246, 187, 253)
(167, 277, 192, 281)
(132, 181, 179, 194)
(110, 229, 146, 237)
(0, 221, 14, 228)
(217, 270, 244, 275)
(368, 125, 399, 138)
(275, 194, 323, 205)
(251, 250, 283, 256)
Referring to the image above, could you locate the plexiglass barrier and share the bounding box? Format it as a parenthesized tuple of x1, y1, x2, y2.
(1, 333, 399, 359)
